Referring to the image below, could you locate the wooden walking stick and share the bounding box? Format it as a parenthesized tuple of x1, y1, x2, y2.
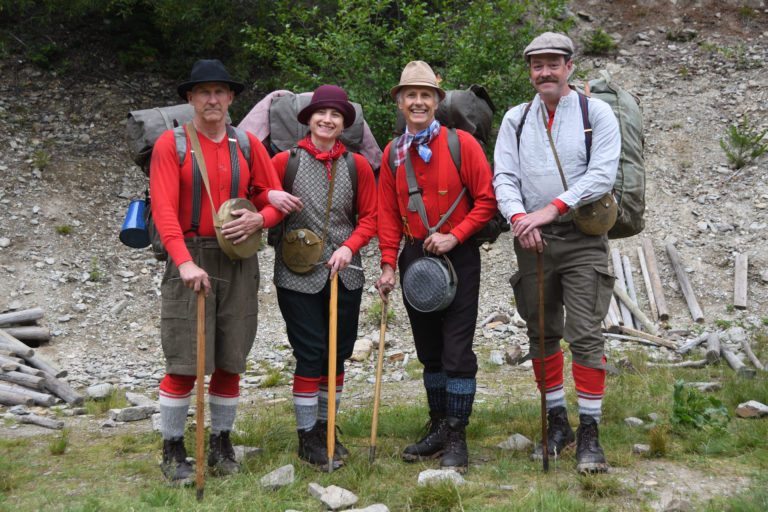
(327, 274, 339, 473)
(536, 251, 549, 472)
(195, 290, 206, 500)
(369, 299, 389, 462)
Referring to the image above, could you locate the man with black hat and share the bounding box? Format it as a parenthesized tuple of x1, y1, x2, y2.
(376, 60, 497, 473)
(150, 59, 283, 484)
(493, 32, 620, 474)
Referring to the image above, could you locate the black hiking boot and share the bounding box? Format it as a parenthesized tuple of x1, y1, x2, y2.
(530, 406, 576, 461)
(440, 416, 469, 473)
(160, 437, 194, 486)
(208, 431, 240, 476)
(317, 420, 349, 461)
(575, 414, 609, 474)
(297, 424, 342, 471)
(402, 413, 449, 462)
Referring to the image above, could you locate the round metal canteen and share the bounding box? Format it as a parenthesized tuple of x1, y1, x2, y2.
(402, 256, 457, 313)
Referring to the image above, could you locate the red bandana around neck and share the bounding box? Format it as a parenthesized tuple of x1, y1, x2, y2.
(297, 135, 346, 179)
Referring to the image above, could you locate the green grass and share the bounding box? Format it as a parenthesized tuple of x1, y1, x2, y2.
(1, 359, 767, 511)
(84, 388, 129, 416)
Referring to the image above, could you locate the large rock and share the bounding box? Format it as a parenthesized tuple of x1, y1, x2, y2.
(347, 506, 390, 512)
(124, 392, 157, 408)
(496, 433, 533, 451)
(417, 469, 465, 486)
(109, 405, 156, 422)
(86, 383, 114, 400)
(735, 400, 768, 418)
(319, 485, 359, 510)
(351, 338, 374, 362)
(260, 464, 294, 489)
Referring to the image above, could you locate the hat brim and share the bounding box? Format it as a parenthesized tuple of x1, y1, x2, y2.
(390, 83, 446, 101)
(177, 80, 245, 100)
(297, 100, 356, 128)
(524, 49, 572, 59)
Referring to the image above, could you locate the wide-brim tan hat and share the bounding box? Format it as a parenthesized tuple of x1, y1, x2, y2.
(215, 198, 261, 260)
(390, 60, 446, 101)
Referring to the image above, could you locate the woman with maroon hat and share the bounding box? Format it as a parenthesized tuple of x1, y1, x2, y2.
(268, 85, 377, 470)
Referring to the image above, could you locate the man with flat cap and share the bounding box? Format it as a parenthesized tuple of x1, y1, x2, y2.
(150, 59, 283, 484)
(376, 60, 497, 473)
(493, 32, 620, 473)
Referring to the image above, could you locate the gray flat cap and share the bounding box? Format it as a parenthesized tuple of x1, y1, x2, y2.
(523, 32, 575, 60)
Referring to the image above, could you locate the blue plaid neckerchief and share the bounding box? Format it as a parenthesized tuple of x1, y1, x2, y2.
(393, 120, 441, 168)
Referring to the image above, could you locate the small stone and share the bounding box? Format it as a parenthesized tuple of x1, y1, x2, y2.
(109, 405, 156, 422)
(234, 445, 262, 463)
(497, 433, 533, 451)
(735, 400, 768, 418)
(346, 506, 390, 512)
(386, 350, 405, 363)
(308, 482, 325, 498)
(124, 392, 156, 408)
(489, 350, 505, 365)
(101, 418, 117, 428)
(504, 344, 523, 365)
(417, 469, 465, 486)
(260, 464, 294, 489)
(647, 413, 660, 422)
(0, 238, 10, 248)
(686, 382, 721, 392)
(663, 498, 693, 512)
(633, 444, 651, 454)
(319, 485, 358, 510)
(9, 405, 29, 415)
(351, 338, 374, 362)
(86, 383, 114, 399)
(624, 417, 644, 427)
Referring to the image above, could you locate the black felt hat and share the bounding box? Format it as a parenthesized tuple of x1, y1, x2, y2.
(177, 59, 244, 100)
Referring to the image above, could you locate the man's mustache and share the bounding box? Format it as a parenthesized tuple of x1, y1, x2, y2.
(535, 78, 559, 84)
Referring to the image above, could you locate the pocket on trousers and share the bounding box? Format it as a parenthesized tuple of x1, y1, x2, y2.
(593, 267, 616, 316)
(509, 271, 528, 320)
(160, 299, 192, 361)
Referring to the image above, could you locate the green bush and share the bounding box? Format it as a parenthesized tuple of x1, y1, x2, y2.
(720, 116, 768, 169)
(581, 28, 617, 56)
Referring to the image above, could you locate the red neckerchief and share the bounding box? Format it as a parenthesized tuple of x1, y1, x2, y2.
(297, 135, 346, 180)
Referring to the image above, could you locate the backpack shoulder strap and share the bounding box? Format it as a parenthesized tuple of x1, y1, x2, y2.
(173, 125, 187, 165)
(515, 102, 533, 152)
(446, 127, 461, 172)
(575, 91, 592, 163)
(230, 125, 252, 166)
(172, 125, 203, 233)
(388, 137, 398, 176)
(343, 151, 358, 210)
(283, 147, 300, 194)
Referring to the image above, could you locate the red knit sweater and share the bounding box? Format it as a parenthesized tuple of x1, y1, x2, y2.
(378, 127, 497, 269)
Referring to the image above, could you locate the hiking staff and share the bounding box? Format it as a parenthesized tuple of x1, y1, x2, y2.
(369, 299, 389, 462)
(537, 251, 549, 472)
(195, 290, 206, 500)
(327, 273, 339, 473)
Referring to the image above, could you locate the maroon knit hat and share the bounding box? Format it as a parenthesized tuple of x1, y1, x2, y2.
(297, 85, 356, 128)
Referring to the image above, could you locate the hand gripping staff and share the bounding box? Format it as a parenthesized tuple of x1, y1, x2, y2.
(326, 274, 339, 472)
(537, 251, 549, 472)
(195, 290, 206, 499)
(369, 299, 388, 462)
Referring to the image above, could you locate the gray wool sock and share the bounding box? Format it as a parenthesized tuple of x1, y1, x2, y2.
(159, 397, 190, 440)
(295, 402, 318, 431)
(209, 395, 238, 435)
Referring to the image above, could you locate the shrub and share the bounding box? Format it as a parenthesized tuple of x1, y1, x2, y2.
(720, 116, 768, 169)
(671, 380, 729, 432)
(581, 28, 617, 56)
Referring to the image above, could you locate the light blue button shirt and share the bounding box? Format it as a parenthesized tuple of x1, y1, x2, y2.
(493, 90, 620, 221)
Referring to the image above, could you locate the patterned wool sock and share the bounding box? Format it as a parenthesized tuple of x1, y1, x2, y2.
(446, 377, 476, 426)
(159, 374, 195, 439)
(532, 351, 566, 411)
(293, 375, 320, 431)
(423, 371, 447, 415)
(209, 369, 240, 434)
(318, 373, 343, 421)
(573, 359, 606, 423)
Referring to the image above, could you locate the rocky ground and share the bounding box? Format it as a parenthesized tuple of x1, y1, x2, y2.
(0, 1, 767, 509)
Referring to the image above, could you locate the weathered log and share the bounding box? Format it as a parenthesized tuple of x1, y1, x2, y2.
(721, 346, 757, 378)
(647, 359, 708, 369)
(705, 333, 721, 364)
(622, 254, 641, 329)
(0, 360, 18, 371)
(605, 332, 666, 348)
(611, 248, 635, 328)
(676, 332, 710, 355)
(0, 370, 45, 390)
(740, 339, 765, 371)
(0, 389, 34, 406)
(665, 242, 705, 323)
(0, 382, 56, 406)
(23, 353, 66, 378)
(0, 307, 44, 326)
(15, 413, 64, 430)
(613, 284, 659, 335)
(0, 338, 34, 358)
(2, 326, 50, 343)
(618, 326, 677, 349)
(641, 239, 669, 321)
(609, 295, 623, 326)
(637, 246, 659, 322)
(8, 361, 45, 377)
(733, 253, 748, 310)
(42, 375, 84, 405)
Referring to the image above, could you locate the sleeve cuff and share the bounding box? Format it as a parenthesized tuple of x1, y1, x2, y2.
(511, 213, 526, 223)
(551, 198, 569, 215)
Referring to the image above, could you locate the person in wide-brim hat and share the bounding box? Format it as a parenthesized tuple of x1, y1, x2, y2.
(177, 59, 245, 100)
(297, 84, 356, 128)
(389, 60, 446, 101)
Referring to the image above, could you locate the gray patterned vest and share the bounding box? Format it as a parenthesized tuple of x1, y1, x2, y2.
(274, 149, 364, 293)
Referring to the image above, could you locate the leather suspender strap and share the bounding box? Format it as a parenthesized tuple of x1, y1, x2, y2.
(186, 122, 222, 230)
(541, 103, 569, 192)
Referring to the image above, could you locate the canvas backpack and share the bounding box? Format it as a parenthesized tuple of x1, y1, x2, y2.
(391, 85, 510, 245)
(515, 70, 645, 239)
(125, 104, 252, 260)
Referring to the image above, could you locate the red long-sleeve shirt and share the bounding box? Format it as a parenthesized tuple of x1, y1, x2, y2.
(378, 127, 497, 269)
(267, 150, 378, 254)
(149, 127, 282, 266)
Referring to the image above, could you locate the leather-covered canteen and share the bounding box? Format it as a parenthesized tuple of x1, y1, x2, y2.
(572, 192, 618, 236)
(281, 228, 323, 274)
(402, 255, 458, 313)
(216, 198, 261, 260)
